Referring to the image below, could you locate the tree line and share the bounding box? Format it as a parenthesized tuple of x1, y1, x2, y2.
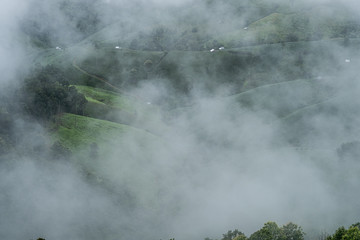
(205, 221, 360, 240)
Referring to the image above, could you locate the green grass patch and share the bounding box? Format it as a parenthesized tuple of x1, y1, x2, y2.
(53, 113, 159, 156)
(75, 85, 135, 112)
(74, 85, 167, 135)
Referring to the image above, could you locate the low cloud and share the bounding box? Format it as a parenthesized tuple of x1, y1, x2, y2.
(1, 0, 360, 240)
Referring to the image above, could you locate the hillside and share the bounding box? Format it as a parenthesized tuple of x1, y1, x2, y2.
(2, 0, 360, 240)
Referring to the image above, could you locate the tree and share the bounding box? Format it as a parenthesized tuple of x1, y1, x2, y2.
(352, 223, 360, 229)
(327, 223, 360, 240)
(249, 222, 284, 240)
(342, 227, 360, 240)
(22, 65, 87, 119)
(233, 234, 248, 240)
(222, 229, 246, 240)
(329, 226, 346, 240)
(281, 222, 305, 240)
(249, 222, 305, 240)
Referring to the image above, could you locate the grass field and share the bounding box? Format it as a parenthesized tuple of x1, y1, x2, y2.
(74, 85, 166, 134)
(52, 113, 160, 161)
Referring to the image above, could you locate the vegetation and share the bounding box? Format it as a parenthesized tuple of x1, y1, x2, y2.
(206, 222, 305, 240)
(2, 0, 360, 239)
(249, 222, 304, 240)
(327, 223, 360, 240)
(20, 65, 87, 120)
(51, 112, 161, 162)
(209, 222, 360, 240)
(222, 229, 247, 240)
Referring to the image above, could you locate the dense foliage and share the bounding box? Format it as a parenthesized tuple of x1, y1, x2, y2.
(21, 65, 87, 119)
(209, 222, 360, 240)
(327, 223, 360, 240)
(249, 222, 304, 240)
(206, 222, 305, 240)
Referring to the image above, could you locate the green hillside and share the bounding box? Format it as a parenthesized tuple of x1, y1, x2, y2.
(76, 85, 166, 133)
(12, 0, 360, 170)
(52, 113, 161, 166)
(228, 78, 335, 118)
(3, 1, 360, 239)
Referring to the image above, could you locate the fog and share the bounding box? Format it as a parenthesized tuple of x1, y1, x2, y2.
(1, 0, 360, 240)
